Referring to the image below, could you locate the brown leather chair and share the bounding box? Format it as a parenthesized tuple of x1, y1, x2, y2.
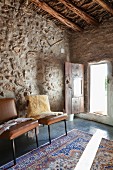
(38, 114, 67, 144)
(26, 95, 68, 144)
(0, 98, 39, 165)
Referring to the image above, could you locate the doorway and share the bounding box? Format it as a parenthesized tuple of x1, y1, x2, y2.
(89, 62, 108, 115)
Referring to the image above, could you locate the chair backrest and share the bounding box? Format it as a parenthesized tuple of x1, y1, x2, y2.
(0, 98, 17, 124)
(26, 95, 51, 117)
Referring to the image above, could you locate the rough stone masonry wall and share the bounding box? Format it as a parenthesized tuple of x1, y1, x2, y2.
(69, 20, 113, 112)
(0, 0, 70, 116)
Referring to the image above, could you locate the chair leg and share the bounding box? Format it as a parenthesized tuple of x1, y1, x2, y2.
(64, 120, 67, 136)
(35, 127, 39, 147)
(11, 139, 16, 165)
(48, 125, 51, 144)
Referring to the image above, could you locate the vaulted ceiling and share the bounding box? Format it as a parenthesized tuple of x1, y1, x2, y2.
(28, 0, 113, 32)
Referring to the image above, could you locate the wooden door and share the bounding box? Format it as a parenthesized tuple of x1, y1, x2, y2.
(65, 62, 84, 114)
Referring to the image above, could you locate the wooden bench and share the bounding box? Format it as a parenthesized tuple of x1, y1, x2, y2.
(0, 98, 39, 165)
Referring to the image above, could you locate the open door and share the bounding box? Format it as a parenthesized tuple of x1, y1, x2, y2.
(89, 62, 108, 115)
(65, 62, 84, 114)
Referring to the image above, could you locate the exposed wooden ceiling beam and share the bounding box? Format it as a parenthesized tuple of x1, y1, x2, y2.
(31, 0, 83, 31)
(58, 0, 98, 25)
(94, 0, 113, 15)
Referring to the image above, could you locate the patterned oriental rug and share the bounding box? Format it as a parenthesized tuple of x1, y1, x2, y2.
(91, 138, 113, 169)
(1, 129, 113, 170)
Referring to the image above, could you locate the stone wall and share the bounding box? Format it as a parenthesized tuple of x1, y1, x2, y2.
(69, 20, 113, 113)
(0, 0, 70, 116)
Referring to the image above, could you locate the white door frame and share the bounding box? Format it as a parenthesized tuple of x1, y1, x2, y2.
(88, 60, 112, 115)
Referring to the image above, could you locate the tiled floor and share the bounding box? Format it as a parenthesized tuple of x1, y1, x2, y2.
(0, 117, 113, 167)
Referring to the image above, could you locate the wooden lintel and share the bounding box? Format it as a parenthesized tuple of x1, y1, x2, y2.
(31, 0, 83, 31)
(95, 0, 113, 15)
(58, 0, 98, 25)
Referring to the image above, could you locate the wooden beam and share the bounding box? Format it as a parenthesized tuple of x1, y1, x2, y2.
(58, 0, 98, 25)
(31, 0, 83, 31)
(94, 0, 113, 15)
